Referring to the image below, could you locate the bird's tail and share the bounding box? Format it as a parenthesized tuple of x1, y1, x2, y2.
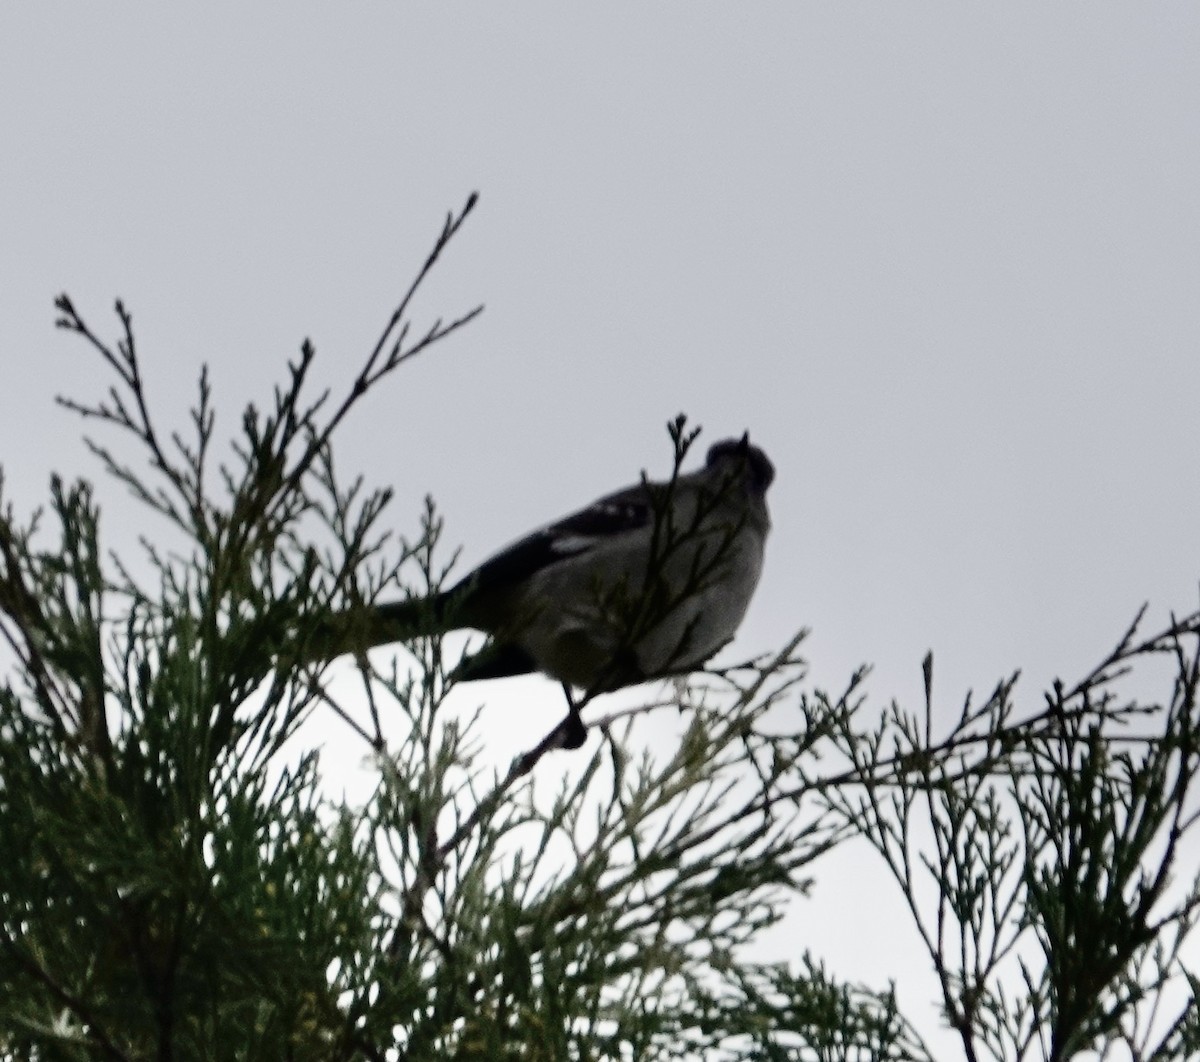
(296, 593, 451, 665)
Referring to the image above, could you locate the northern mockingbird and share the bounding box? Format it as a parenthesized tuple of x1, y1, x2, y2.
(305, 433, 774, 704)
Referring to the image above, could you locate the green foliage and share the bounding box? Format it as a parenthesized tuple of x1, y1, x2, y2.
(819, 629, 1200, 1060)
(1, 197, 1198, 1060)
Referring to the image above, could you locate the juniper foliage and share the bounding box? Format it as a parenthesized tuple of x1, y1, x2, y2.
(1, 197, 1197, 1060)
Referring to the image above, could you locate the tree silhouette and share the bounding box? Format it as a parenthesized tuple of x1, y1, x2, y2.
(1, 196, 1197, 1060)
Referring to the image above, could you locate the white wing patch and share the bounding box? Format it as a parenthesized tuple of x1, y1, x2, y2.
(549, 534, 596, 556)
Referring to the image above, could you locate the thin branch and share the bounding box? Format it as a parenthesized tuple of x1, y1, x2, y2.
(1, 937, 133, 1062)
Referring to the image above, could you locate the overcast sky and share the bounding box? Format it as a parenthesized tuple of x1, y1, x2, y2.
(4, 5, 1199, 1048)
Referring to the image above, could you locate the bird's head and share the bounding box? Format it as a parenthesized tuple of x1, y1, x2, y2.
(706, 433, 775, 495)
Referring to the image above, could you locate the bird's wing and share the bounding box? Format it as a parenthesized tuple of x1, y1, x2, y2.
(453, 481, 655, 599)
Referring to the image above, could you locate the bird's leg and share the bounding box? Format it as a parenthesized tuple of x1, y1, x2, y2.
(556, 683, 588, 750)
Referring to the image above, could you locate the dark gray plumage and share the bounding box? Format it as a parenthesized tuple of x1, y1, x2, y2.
(303, 435, 774, 693)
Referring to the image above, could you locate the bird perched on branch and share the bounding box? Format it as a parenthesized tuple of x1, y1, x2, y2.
(303, 433, 774, 715)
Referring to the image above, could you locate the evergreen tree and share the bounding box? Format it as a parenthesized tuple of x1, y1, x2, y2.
(1, 196, 1197, 1060)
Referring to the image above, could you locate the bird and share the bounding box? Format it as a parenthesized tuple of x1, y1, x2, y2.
(302, 433, 774, 721)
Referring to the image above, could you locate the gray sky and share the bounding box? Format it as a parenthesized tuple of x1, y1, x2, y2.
(4, 4, 1199, 1048)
